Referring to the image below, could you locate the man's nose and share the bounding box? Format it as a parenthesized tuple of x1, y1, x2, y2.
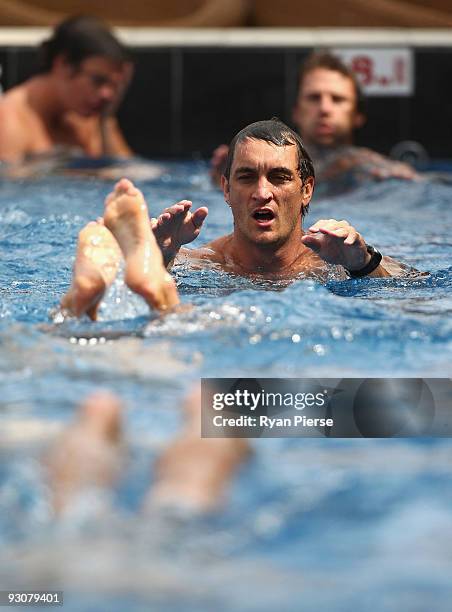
(319, 95, 333, 114)
(252, 177, 273, 201)
(99, 84, 116, 102)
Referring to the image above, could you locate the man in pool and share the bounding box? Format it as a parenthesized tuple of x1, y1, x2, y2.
(291, 52, 417, 188)
(0, 15, 133, 164)
(159, 118, 407, 280)
(60, 118, 407, 320)
(211, 52, 418, 190)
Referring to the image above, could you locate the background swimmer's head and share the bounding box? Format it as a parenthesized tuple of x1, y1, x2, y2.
(224, 118, 315, 183)
(37, 15, 130, 73)
(37, 16, 132, 116)
(294, 52, 366, 148)
(298, 52, 366, 116)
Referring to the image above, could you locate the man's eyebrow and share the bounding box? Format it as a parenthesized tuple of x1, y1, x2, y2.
(269, 166, 294, 175)
(234, 166, 294, 174)
(233, 166, 256, 174)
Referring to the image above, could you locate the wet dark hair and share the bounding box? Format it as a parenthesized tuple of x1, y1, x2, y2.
(223, 118, 314, 217)
(224, 118, 315, 183)
(37, 15, 130, 72)
(299, 51, 366, 116)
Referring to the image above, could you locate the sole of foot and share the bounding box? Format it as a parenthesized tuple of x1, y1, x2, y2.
(104, 178, 179, 311)
(61, 221, 121, 319)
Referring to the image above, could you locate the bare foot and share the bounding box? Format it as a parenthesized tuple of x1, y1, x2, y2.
(146, 386, 250, 513)
(104, 178, 179, 311)
(60, 221, 121, 320)
(45, 391, 123, 515)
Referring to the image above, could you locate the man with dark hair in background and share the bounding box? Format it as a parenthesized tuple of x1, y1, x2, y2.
(0, 15, 133, 163)
(211, 52, 418, 192)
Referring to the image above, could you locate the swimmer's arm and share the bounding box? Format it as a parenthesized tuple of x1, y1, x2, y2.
(151, 203, 209, 268)
(369, 256, 421, 278)
(62, 112, 132, 158)
(99, 116, 133, 158)
(360, 149, 420, 181)
(0, 106, 29, 163)
(365, 257, 392, 278)
(348, 147, 420, 181)
(99, 62, 134, 157)
(319, 147, 419, 182)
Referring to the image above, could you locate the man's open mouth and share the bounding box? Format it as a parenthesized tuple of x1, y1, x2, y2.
(252, 208, 275, 223)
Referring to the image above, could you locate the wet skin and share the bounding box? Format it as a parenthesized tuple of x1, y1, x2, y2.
(182, 138, 391, 278)
(103, 178, 180, 311)
(60, 179, 180, 319)
(60, 220, 121, 319)
(187, 139, 318, 277)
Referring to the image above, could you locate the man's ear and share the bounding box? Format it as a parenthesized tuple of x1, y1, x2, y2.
(221, 175, 230, 205)
(301, 176, 314, 210)
(353, 112, 366, 130)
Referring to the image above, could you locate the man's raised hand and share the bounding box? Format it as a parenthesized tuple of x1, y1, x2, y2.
(301, 218, 371, 272)
(152, 201, 208, 266)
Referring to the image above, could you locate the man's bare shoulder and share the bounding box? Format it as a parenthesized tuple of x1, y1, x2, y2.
(0, 84, 29, 116)
(176, 235, 232, 268)
(0, 86, 34, 160)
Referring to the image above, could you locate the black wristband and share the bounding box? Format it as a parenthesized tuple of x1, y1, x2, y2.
(347, 244, 383, 278)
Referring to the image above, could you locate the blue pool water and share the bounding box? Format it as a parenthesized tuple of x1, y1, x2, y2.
(0, 162, 451, 611)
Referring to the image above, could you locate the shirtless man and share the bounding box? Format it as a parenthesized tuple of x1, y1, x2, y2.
(61, 118, 406, 322)
(0, 16, 132, 164)
(175, 118, 405, 281)
(211, 52, 417, 190)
